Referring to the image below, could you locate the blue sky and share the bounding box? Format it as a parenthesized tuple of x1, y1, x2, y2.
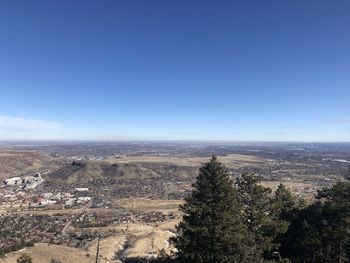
(0, 1, 349, 141)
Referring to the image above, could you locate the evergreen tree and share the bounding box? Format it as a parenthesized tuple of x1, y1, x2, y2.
(280, 181, 350, 263)
(273, 184, 305, 221)
(343, 165, 350, 180)
(317, 182, 350, 262)
(279, 201, 329, 262)
(273, 184, 306, 262)
(236, 174, 287, 262)
(173, 156, 247, 263)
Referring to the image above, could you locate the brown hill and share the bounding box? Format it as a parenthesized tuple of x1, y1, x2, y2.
(47, 154, 268, 183)
(48, 161, 161, 183)
(0, 243, 96, 263)
(0, 151, 268, 184)
(0, 150, 57, 181)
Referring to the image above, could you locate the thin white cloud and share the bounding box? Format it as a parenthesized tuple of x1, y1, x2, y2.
(323, 118, 350, 123)
(0, 115, 61, 130)
(333, 118, 350, 123)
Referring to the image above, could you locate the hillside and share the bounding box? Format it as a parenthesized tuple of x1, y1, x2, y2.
(0, 243, 96, 263)
(0, 149, 269, 185)
(47, 154, 268, 183)
(48, 162, 162, 183)
(0, 150, 58, 181)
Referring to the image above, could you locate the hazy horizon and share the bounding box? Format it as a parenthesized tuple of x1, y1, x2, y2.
(1, 139, 350, 144)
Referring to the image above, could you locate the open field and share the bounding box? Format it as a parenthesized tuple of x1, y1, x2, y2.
(86, 235, 127, 262)
(85, 220, 178, 260)
(0, 243, 95, 263)
(103, 154, 269, 168)
(0, 198, 182, 216)
(116, 198, 183, 213)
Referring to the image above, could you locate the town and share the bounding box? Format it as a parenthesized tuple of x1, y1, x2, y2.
(0, 142, 350, 262)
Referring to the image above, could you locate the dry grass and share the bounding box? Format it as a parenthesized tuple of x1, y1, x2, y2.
(124, 229, 175, 258)
(0, 150, 56, 180)
(57, 154, 268, 183)
(0, 150, 268, 183)
(116, 198, 183, 213)
(86, 235, 127, 262)
(82, 218, 179, 261)
(0, 243, 95, 263)
(261, 180, 319, 192)
(104, 154, 269, 168)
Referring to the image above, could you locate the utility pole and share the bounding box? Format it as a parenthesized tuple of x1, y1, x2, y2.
(336, 165, 343, 182)
(95, 230, 101, 263)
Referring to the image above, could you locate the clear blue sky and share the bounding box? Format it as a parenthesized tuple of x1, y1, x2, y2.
(0, 1, 349, 141)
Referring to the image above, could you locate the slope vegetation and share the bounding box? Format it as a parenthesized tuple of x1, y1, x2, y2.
(47, 154, 268, 183)
(0, 243, 96, 263)
(0, 150, 57, 180)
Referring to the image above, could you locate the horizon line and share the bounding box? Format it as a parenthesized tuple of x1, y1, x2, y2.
(0, 139, 350, 144)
